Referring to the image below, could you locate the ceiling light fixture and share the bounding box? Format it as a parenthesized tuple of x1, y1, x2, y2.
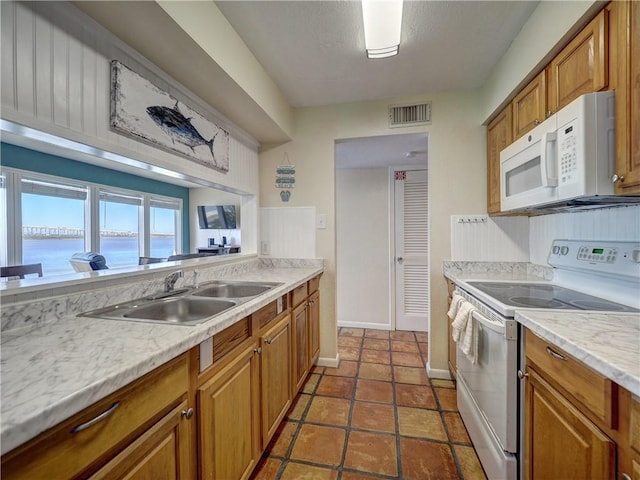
(362, 0, 403, 59)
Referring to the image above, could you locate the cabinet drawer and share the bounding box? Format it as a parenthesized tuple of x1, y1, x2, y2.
(526, 331, 616, 428)
(2, 354, 189, 479)
(308, 275, 321, 294)
(291, 283, 308, 308)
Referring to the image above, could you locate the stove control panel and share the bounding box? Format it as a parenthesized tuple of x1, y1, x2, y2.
(549, 240, 640, 280)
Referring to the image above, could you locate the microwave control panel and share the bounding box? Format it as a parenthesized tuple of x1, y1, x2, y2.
(557, 120, 578, 185)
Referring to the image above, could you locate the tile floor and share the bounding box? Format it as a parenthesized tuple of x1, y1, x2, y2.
(250, 328, 488, 480)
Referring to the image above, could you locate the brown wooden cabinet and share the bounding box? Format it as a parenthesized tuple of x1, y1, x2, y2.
(89, 399, 193, 480)
(293, 299, 310, 393)
(548, 10, 609, 114)
(1, 355, 192, 480)
(512, 71, 547, 141)
(197, 343, 260, 480)
(260, 313, 292, 446)
(525, 368, 615, 480)
(308, 289, 320, 363)
(613, 0, 640, 193)
(486, 105, 512, 214)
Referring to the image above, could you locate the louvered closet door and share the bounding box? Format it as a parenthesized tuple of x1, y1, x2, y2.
(394, 169, 428, 332)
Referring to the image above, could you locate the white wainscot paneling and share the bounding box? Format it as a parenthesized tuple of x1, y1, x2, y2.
(529, 205, 640, 265)
(260, 207, 316, 259)
(451, 215, 529, 261)
(0, 1, 259, 195)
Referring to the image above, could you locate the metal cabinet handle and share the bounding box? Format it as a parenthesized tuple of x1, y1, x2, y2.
(71, 402, 120, 433)
(397, 257, 403, 264)
(546, 346, 567, 361)
(534, 119, 541, 125)
(254, 347, 262, 354)
(621, 474, 632, 480)
(181, 407, 194, 419)
(517, 369, 529, 380)
(265, 338, 272, 345)
(546, 110, 554, 118)
(612, 174, 625, 184)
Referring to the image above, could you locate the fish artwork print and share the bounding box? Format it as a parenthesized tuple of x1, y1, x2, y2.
(146, 102, 218, 161)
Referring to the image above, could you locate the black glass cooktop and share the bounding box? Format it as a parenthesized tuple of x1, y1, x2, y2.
(467, 282, 639, 313)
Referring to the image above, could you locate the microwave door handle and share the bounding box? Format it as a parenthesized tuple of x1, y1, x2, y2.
(540, 131, 558, 188)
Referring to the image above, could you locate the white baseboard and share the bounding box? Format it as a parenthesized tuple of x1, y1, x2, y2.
(337, 321, 391, 331)
(316, 353, 340, 368)
(426, 362, 453, 380)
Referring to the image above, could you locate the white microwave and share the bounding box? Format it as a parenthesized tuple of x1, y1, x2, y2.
(500, 91, 616, 212)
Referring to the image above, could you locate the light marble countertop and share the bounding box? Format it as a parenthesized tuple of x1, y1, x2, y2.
(0, 262, 323, 455)
(517, 310, 640, 395)
(443, 261, 640, 396)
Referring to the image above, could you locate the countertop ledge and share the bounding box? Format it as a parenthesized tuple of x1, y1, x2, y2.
(516, 310, 640, 396)
(0, 263, 323, 456)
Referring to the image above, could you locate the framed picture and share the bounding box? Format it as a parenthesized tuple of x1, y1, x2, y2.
(110, 60, 229, 173)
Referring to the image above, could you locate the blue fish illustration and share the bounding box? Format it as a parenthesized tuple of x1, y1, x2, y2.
(146, 102, 217, 160)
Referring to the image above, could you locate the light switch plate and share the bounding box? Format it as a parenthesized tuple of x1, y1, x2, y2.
(316, 214, 327, 229)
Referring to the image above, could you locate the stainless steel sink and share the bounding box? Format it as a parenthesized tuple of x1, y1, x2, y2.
(192, 281, 281, 299)
(79, 280, 282, 325)
(123, 297, 236, 323)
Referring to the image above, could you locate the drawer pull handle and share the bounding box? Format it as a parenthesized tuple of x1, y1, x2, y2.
(181, 408, 194, 419)
(71, 402, 120, 433)
(546, 346, 567, 361)
(265, 338, 272, 345)
(517, 369, 529, 380)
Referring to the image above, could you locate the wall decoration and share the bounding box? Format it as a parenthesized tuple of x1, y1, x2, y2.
(110, 60, 230, 173)
(275, 153, 295, 202)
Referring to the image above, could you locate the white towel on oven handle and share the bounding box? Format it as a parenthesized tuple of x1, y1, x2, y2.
(447, 292, 465, 320)
(451, 300, 479, 365)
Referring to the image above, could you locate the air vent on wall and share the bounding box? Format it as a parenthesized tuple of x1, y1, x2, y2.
(388, 102, 432, 128)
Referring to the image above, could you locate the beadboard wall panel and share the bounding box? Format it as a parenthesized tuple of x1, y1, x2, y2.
(0, 1, 259, 195)
(260, 207, 316, 259)
(451, 215, 529, 261)
(529, 205, 640, 265)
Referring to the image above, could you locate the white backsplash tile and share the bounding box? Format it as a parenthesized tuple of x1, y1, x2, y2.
(451, 215, 529, 261)
(260, 207, 316, 259)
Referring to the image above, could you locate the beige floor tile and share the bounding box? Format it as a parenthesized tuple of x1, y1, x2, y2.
(400, 437, 458, 480)
(302, 373, 321, 393)
(344, 431, 398, 477)
(350, 401, 396, 433)
(360, 349, 390, 365)
(435, 387, 458, 411)
(454, 444, 488, 479)
(397, 406, 447, 441)
(355, 379, 394, 404)
(324, 360, 358, 377)
(444, 412, 471, 444)
(362, 338, 390, 351)
(395, 383, 437, 409)
(340, 328, 364, 337)
(286, 393, 311, 420)
(391, 340, 420, 353)
(281, 462, 339, 480)
(364, 329, 390, 339)
(267, 420, 299, 457)
(431, 378, 456, 389)
(358, 363, 392, 382)
(290, 424, 345, 467)
(390, 331, 416, 341)
(393, 366, 429, 385)
(391, 351, 424, 367)
(338, 336, 363, 348)
(338, 346, 361, 361)
(251, 457, 282, 480)
(306, 396, 351, 426)
(316, 376, 356, 399)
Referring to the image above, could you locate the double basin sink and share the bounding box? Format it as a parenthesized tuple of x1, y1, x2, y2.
(80, 280, 282, 326)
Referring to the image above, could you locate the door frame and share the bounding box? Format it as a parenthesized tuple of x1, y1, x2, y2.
(389, 165, 429, 332)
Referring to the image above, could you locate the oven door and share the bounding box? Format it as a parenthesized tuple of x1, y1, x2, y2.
(500, 118, 558, 211)
(456, 310, 518, 453)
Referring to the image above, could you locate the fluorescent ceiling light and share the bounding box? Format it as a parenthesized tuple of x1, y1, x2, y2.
(362, 0, 403, 59)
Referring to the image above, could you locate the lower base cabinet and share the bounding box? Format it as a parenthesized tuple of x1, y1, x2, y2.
(90, 400, 193, 480)
(197, 343, 260, 480)
(525, 368, 615, 479)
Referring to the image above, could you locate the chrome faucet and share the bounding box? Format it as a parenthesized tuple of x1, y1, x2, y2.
(164, 270, 184, 292)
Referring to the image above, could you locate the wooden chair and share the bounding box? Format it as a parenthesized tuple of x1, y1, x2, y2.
(1, 263, 43, 279)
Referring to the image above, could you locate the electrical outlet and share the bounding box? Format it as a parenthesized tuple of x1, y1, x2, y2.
(261, 241, 270, 255)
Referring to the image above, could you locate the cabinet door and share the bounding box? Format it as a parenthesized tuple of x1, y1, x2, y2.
(512, 71, 546, 141)
(293, 301, 309, 393)
(308, 290, 320, 364)
(613, 0, 640, 193)
(261, 314, 292, 445)
(486, 105, 512, 214)
(525, 368, 615, 480)
(198, 344, 260, 480)
(548, 10, 608, 113)
(446, 281, 456, 378)
(89, 400, 194, 480)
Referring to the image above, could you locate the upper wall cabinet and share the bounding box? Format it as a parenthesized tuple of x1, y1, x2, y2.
(487, 105, 512, 214)
(547, 10, 609, 114)
(512, 71, 547, 141)
(613, 1, 640, 193)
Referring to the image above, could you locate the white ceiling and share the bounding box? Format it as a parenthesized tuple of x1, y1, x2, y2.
(216, 1, 539, 108)
(336, 133, 428, 169)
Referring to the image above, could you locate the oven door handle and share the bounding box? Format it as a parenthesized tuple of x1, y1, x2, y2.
(471, 310, 517, 340)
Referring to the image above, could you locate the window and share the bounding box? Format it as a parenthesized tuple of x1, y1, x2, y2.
(99, 190, 143, 268)
(150, 198, 181, 258)
(21, 177, 88, 276)
(0, 168, 184, 277)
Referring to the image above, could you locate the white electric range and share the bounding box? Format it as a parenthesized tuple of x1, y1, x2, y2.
(451, 239, 640, 480)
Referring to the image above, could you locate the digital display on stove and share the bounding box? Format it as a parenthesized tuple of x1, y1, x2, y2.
(592, 248, 604, 254)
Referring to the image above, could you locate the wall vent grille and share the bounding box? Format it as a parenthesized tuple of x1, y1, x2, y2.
(389, 102, 432, 128)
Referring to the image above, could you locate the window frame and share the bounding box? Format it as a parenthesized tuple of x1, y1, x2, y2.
(0, 167, 184, 272)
